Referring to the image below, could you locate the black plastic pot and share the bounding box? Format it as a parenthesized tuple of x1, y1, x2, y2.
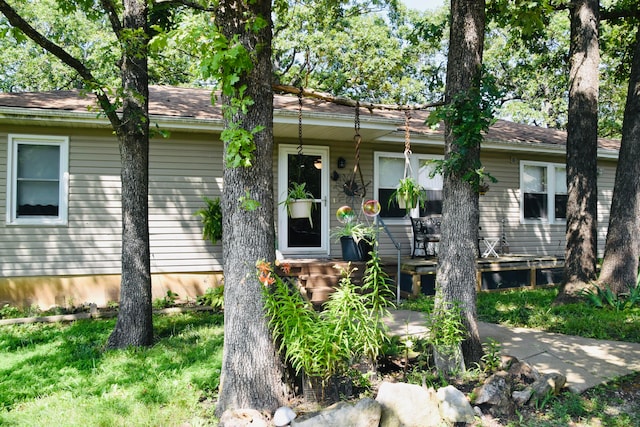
(340, 236, 372, 261)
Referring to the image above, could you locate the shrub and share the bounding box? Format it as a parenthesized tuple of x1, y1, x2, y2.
(259, 257, 393, 381)
(196, 286, 224, 310)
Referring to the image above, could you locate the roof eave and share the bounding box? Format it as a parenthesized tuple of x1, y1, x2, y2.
(377, 131, 619, 160)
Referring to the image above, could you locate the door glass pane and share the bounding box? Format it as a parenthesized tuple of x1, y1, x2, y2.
(287, 154, 321, 248)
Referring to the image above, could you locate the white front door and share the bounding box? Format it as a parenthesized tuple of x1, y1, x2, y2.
(278, 145, 330, 256)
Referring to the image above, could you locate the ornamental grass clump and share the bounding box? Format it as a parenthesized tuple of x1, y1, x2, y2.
(258, 257, 394, 384)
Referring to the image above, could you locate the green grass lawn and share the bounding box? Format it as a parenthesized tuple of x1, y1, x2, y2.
(2, 287, 639, 427)
(0, 311, 224, 427)
(402, 286, 640, 343)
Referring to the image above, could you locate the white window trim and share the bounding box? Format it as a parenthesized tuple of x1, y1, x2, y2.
(519, 160, 566, 225)
(374, 151, 443, 224)
(6, 134, 69, 226)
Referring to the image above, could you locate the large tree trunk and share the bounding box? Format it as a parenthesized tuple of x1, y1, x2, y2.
(598, 28, 640, 295)
(557, 0, 600, 304)
(435, 0, 486, 368)
(107, 0, 153, 348)
(215, 0, 285, 416)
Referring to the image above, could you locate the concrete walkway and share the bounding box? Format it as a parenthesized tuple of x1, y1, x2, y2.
(386, 309, 640, 393)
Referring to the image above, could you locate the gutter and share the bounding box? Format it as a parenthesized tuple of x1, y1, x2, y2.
(376, 131, 619, 160)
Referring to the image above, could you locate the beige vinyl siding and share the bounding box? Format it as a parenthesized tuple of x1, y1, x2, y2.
(478, 152, 616, 257)
(1, 129, 223, 278)
(479, 152, 567, 256)
(0, 132, 6, 218)
(595, 160, 616, 257)
(1, 124, 620, 280)
(148, 135, 223, 273)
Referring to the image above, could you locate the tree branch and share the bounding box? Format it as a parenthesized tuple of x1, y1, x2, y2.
(100, 0, 122, 35)
(600, 6, 640, 22)
(0, 0, 121, 129)
(152, 0, 217, 12)
(272, 84, 445, 111)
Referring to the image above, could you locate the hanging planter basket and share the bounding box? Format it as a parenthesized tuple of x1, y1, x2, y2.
(397, 196, 418, 210)
(288, 199, 313, 219)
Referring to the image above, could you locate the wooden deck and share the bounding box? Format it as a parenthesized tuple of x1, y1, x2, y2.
(400, 254, 564, 297)
(282, 254, 565, 302)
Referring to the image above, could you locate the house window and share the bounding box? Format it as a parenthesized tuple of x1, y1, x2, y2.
(521, 161, 566, 223)
(6, 134, 69, 225)
(374, 152, 443, 219)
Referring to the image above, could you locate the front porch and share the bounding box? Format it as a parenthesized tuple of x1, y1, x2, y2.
(281, 254, 565, 304)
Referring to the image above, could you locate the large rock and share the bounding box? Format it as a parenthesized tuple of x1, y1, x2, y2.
(512, 388, 534, 406)
(376, 381, 441, 427)
(273, 406, 297, 426)
(507, 361, 540, 385)
(436, 385, 475, 424)
(529, 372, 566, 404)
(474, 371, 516, 417)
(291, 398, 381, 427)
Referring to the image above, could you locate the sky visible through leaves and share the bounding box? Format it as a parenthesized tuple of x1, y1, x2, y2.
(403, 0, 444, 11)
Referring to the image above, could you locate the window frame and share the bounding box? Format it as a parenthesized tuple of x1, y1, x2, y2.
(6, 134, 69, 226)
(374, 151, 443, 223)
(520, 160, 566, 225)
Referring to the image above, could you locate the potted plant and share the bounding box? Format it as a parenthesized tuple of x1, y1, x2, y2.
(389, 177, 426, 211)
(332, 221, 376, 261)
(281, 182, 315, 221)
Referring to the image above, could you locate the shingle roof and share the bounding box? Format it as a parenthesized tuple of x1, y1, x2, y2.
(0, 85, 620, 151)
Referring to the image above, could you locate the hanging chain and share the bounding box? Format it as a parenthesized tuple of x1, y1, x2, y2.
(349, 101, 366, 199)
(296, 88, 305, 176)
(404, 110, 411, 153)
(354, 101, 361, 137)
(297, 88, 304, 158)
(353, 101, 361, 179)
(403, 110, 413, 179)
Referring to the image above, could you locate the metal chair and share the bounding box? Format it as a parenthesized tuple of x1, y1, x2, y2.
(410, 215, 442, 258)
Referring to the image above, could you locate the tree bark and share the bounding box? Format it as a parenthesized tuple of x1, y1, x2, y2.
(435, 0, 486, 367)
(215, 0, 285, 416)
(598, 28, 640, 295)
(107, 0, 153, 348)
(556, 0, 600, 304)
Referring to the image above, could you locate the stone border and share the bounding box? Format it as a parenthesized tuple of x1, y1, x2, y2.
(0, 305, 216, 326)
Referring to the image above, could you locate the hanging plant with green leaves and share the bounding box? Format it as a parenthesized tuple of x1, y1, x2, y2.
(426, 71, 501, 191)
(195, 197, 223, 245)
